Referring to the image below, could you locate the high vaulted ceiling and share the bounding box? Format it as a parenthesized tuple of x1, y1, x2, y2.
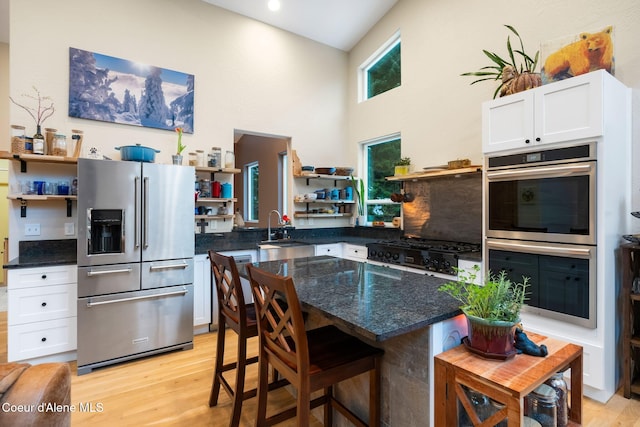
(0, 1, 398, 51)
(201, 0, 398, 51)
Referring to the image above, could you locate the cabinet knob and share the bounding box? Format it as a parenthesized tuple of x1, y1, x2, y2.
(41, 302, 47, 307)
(525, 139, 531, 144)
(41, 274, 47, 279)
(41, 337, 47, 342)
(536, 137, 541, 142)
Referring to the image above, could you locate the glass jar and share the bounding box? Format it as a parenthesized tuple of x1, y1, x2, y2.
(45, 128, 57, 155)
(70, 129, 84, 158)
(199, 179, 211, 198)
(195, 150, 205, 167)
(10, 125, 26, 154)
(208, 147, 222, 168)
(53, 134, 67, 156)
(545, 372, 568, 427)
(525, 383, 557, 427)
(188, 152, 198, 166)
(225, 150, 235, 168)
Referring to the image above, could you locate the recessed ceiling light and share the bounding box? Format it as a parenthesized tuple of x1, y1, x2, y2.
(267, 0, 281, 11)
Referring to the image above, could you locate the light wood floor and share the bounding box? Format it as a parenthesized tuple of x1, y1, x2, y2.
(0, 310, 639, 426)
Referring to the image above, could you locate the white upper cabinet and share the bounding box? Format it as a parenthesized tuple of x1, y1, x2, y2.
(482, 70, 607, 153)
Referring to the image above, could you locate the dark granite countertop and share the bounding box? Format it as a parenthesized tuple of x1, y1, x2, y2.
(241, 256, 461, 342)
(4, 239, 77, 269)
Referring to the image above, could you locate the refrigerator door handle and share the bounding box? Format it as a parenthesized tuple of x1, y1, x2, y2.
(134, 176, 140, 249)
(85, 287, 189, 307)
(149, 262, 190, 271)
(143, 176, 149, 249)
(86, 267, 133, 276)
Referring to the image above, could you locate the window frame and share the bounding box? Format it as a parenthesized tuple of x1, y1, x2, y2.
(360, 133, 402, 225)
(358, 30, 401, 102)
(244, 161, 259, 223)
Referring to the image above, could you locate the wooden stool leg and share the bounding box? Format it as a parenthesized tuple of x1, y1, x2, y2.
(297, 383, 311, 427)
(230, 329, 248, 427)
(255, 352, 270, 427)
(324, 386, 333, 426)
(209, 323, 227, 407)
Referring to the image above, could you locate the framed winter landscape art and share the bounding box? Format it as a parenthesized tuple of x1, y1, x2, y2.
(68, 47, 194, 133)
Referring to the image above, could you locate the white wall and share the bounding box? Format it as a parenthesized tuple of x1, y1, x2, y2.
(7, 0, 349, 257)
(348, 0, 640, 175)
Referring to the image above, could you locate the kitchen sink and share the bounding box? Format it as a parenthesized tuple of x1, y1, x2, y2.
(258, 240, 315, 261)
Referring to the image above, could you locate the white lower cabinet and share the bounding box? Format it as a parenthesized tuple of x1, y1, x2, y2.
(7, 265, 78, 362)
(193, 249, 257, 332)
(315, 243, 343, 257)
(193, 254, 213, 329)
(342, 244, 367, 261)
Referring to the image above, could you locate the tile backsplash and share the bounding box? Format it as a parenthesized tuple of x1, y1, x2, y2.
(402, 173, 482, 243)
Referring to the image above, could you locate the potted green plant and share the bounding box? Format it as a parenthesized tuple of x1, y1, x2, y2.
(349, 175, 366, 226)
(173, 127, 186, 165)
(439, 265, 529, 359)
(461, 25, 541, 99)
(394, 157, 412, 176)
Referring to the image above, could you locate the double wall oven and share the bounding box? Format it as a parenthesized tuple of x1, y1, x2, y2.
(485, 143, 596, 328)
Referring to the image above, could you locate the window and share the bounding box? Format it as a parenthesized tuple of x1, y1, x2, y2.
(360, 31, 401, 101)
(245, 161, 259, 222)
(362, 134, 402, 224)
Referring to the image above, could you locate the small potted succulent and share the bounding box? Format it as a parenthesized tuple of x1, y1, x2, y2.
(394, 157, 412, 176)
(439, 265, 529, 359)
(461, 25, 541, 99)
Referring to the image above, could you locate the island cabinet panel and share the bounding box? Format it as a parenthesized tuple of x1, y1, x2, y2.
(434, 333, 583, 427)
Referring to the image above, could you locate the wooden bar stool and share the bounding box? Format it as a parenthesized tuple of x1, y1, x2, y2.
(247, 264, 384, 427)
(208, 251, 260, 427)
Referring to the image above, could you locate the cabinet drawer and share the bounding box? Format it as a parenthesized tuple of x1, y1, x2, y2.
(8, 284, 77, 326)
(8, 317, 77, 362)
(315, 244, 343, 257)
(343, 244, 367, 261)
(8, 265, 77, 290)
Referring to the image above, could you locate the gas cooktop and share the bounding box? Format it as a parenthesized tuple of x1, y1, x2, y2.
(366, 238, 481, 276)
(373, 238, 481, 253)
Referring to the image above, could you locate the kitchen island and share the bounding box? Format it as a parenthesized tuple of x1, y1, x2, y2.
(242, 255, 467, 427)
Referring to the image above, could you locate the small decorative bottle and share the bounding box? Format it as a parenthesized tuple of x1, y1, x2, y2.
(32, 125, 45, 155)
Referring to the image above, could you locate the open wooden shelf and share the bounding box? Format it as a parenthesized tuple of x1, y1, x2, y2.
(386, 165, 482, 181)
(0, 150, 78, 164)
(8, 194, 76, 201)
(195, 166, 240, 174)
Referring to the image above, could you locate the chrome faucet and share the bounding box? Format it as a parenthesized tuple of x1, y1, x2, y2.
(267, 209, 283, 242)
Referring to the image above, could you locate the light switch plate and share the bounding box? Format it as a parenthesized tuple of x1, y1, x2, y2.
(64, 223, 75, 236)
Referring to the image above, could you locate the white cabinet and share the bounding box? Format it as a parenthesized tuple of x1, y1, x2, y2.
(315, 243, 343, 257)
(7, 265, 77, 362)
(193, 254, 213, 329)
(342, 244, 367, 261)
(483, 70, 606, 153)
(196, 249, 257, 331)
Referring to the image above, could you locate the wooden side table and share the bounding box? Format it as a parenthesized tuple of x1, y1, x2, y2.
(434, 332, 582, 426)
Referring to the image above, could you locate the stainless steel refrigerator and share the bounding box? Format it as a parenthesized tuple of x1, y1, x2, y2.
(76, 158, 195, 375)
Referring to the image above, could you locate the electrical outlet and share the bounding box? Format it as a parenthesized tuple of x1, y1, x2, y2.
(25, 223, 41, 236)
(64, 223, 75, 236)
